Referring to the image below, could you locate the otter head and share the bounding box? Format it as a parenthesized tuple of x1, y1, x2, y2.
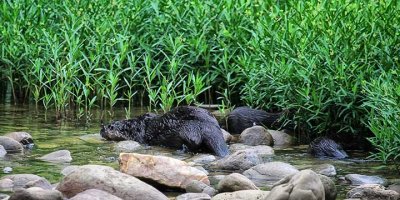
(309, 137, 348, 159)
(100, 120, 130, 141)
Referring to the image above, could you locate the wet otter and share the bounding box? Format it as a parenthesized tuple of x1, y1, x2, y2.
(226, 106, 291, 134)
(100, 106, 229, 157)
(308, 137, 348, 159)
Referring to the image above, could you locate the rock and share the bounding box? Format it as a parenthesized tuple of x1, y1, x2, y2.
(388, 184, 400, 195)
(176, 193, 211, 200)
(4, 132, 33, 145)
(190, 154, 216, 165)
(69, 189, 123, 200)
(346, 184, 399, 200)
(9, 187, 63, 200)
(61, 165, 79, 176)
(318, 174, 337, 200)
(268, 130, 293, 147)
(56, 164, 168, 200)
(0, 136, 23, 153)
(211, 190, 270, 200)
(312, 164, 337, 177)
(239, 126, 273, 146)
(0, 145, 6, 157)
(217, 173, 259, 192)
(1, 174, 52, 191)
(114, 141, 143, 152)
(229, 143, 274, 154)
(186, 180, 217, 197)
(79, 134, 104, 144)
(243, 162, 299, 186)
(215, 145, 274, 171)
(0, 179, 13, 192)
(39, 150, 72, 163)
(221, 129, 233, 143)
(266, 170, 325, 200)
(0, 193, 10, 200)
(345, 174, 387, 186)
(119, 153, 209, 189)
(3, 167, 12, 174)
(209, 175, 226, 185)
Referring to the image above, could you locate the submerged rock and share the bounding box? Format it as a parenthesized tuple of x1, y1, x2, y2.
(56, 164, 168, 200)
(345, 174, 387, 186)
(346, 184, 399, 200)
(311, 164, 337, 177)
(39, 150, 72, 163)
(239, 126, 274, 146)
(9, 187, 63, 200)
(0, 136, 23, 153)
(243, 162, 299, 186)
(212, 190, 270, 200)
(119, 153, 210, 189)
(217, 173, 259, 192)
(69, 189, 123, 200)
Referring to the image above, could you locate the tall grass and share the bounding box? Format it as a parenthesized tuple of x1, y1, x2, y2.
(0, 0, 399, 163)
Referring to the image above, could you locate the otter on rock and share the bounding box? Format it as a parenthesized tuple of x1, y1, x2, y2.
(308, 137, 348, 159)
(100, 106, 229, 157)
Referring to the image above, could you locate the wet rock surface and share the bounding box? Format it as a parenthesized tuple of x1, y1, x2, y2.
(345, 174, 387, 186)
(346, 184, 400, 200)
(217, 173, 259, 192)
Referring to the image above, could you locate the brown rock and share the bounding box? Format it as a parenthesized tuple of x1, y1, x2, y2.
(217, 173, 259, 192)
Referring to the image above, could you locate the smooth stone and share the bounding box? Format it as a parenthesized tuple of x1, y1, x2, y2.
(189, 154, 216, 164)
(9, 187, 63, 200)
(79, 134, 104, 144)
(3, 167, 12, 174)
(176, 193, 211, 200)
(345, 174, 387, 186)
(243, 162, 299, 186)
(217, 173, 259, 192)
(239, 126, 273, 146)
(56, 164, 168, 200)
(209, 175, 226, 185)
(211, 190, 270, 200)
(1, 174, 52, 191)
(0, 179, 13, 192)
(346, 184, 400, 200)
(4, 132, 33, 144)
(114, 141, 143, 152)
(61, 165, 79, 176)
(215, 145, 274, 171)
(69, 189, 123, 200)
(39, 150, 72, 163)
(186, 180, 217, 197)
(221, 129, 233, 143)
(119, 153, 210, 189)
(0, 145, 7, 157)
(0, 136, 23, 153)
(311, 164, 337, 177)
(319, 174, 337, 200)
(266, 170, 325, 200)
(268, 130, 293, 147)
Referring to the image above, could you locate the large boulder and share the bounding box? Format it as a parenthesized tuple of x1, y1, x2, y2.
(9, 187, 63, 200)
(186, 180, 217, 197)
(239, 126, 274, 146)
(39, 150, 72, 163)
(56, 165, 168, 200)
(346, 184, 399, 200)
(69, 189, 123, 200)
(211, 190, 270, 200)
(214, 145, 274, 171)
(0, 174, 52, 191)
(268, 130, 293, 147)
(266, 170, 325, 200)
(0, 136, 23, 153)
(345, 174, 387, 186)
(243, 162, 299, 186)
(217, 173, 259, 192)
(119, 153, 209, 189)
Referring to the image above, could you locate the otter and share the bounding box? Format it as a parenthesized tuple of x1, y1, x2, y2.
(225, 106, 291, 134)
(308, 137, 348, 159)
(100, 106, 229, 157)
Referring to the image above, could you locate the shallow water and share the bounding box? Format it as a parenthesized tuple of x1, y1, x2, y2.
(0, 103, 398, 199)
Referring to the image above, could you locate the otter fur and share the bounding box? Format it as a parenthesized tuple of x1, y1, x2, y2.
(100, 106, 229, 157)
(308, 137, 348, 159)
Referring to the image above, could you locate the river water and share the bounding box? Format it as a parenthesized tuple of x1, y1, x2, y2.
(0, 103, 398, 199)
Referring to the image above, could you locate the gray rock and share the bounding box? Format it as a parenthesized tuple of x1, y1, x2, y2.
(190, 154, 216, 165)
(3, 167, 12, 174)
(61, 165, 79, 176)
(243, 162, 299, 186)
(0, 178, 13, 192)
(268, 130, 293, 147)
(312, 164, 336, 177)
(239, 126, 273, 146)
(39, 150, 72, 163)
(56, 164, 168, 200)
(388, 184, 400, 195)
(345, 174, 387, 186)
(69, 189, 123, 200)
(217, 173, 258, 192)
(318, 174, 337, 200)
(9, 187, 63, 200)
(114, 141, 143, 152)
(0, 145, 7, 157)
(266, 170, 325, 200)
(0, 193, 10, 200)
(0, 136, 23, 153)
(4, 132, 33, 144)
(211, 190, 270, 200)
(79, 134, 104, 144)
(346, 184, 399, 200)
(1, 174, 52, 191)
(229, 143, 274, 154)
(209, 175, 226, 186)
(186, 180, 217, 197)
(176, 193, 211, 200)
